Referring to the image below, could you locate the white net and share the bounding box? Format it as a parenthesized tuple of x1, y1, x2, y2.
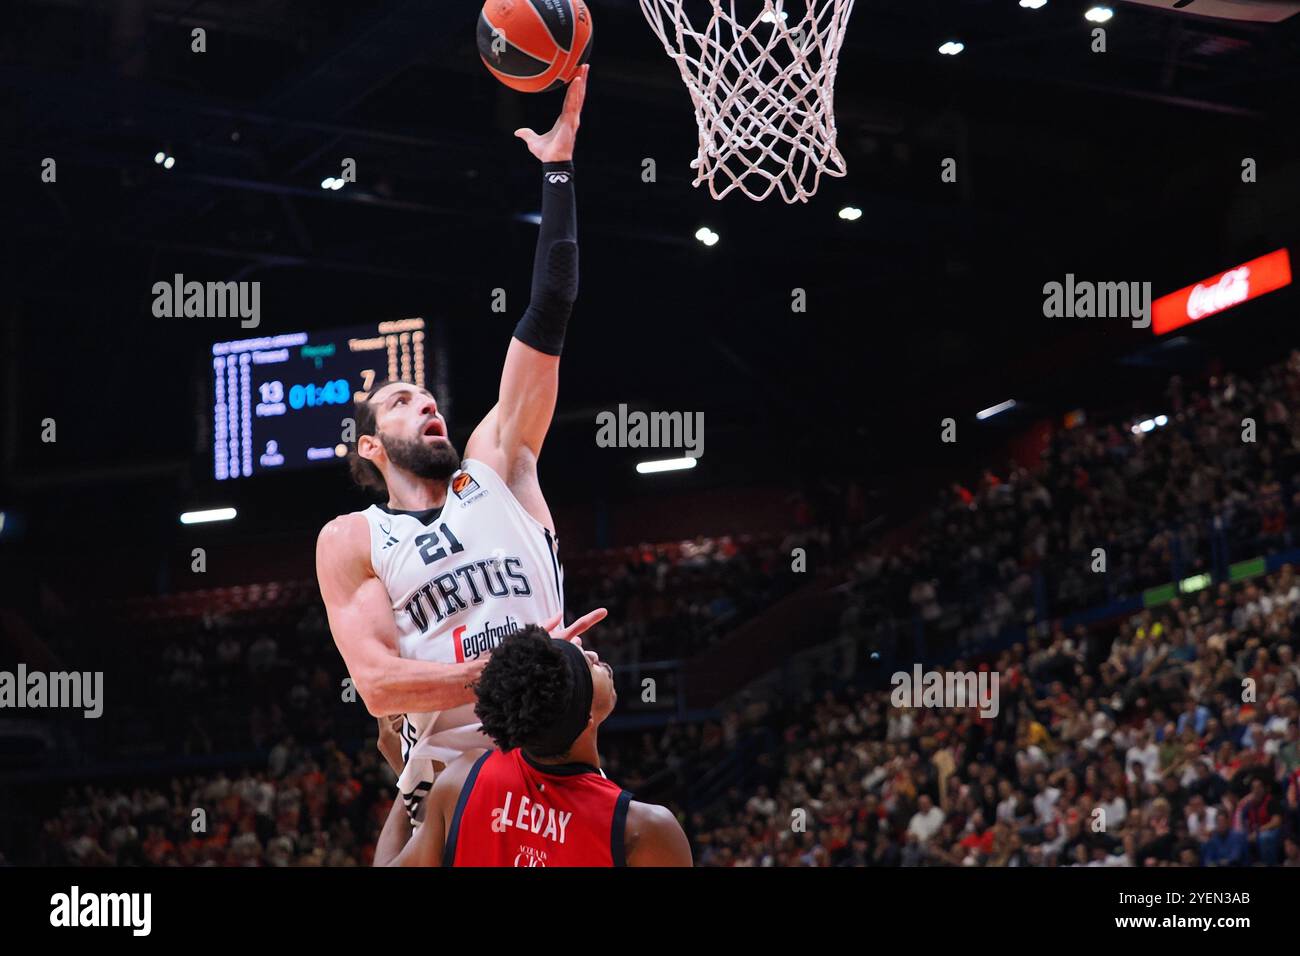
(639, 0, 856, 203)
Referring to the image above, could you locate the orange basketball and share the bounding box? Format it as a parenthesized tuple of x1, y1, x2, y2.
(477, 0, 593, 93)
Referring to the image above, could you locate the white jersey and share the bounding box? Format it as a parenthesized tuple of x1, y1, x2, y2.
(360, 458, 564, 819)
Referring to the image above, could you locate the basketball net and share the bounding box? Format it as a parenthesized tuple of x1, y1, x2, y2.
(639, 0, 856, 203)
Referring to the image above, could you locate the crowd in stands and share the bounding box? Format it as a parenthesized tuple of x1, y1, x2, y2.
(34, 739, 394, 866)
(42, 602, 364, 762)
(14, 351, 1300, 866)
(684, 565, 1300, 866)
(841, 350, 1300, 657)
(561, 535, 791, 665)
(30, 560, 1300, 867)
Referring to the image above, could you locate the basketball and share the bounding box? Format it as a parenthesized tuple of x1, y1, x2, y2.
(477, 0, 593, 93)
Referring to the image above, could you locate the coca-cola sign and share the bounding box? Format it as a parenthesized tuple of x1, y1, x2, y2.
(1152, 249, 1292, 335)
(1187, 267, 1250, 321)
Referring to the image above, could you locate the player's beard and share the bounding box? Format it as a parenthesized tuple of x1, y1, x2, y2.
(380, 432, 461, 482)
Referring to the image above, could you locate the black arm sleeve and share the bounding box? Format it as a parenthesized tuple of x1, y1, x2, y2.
(512, 160, 578, 357)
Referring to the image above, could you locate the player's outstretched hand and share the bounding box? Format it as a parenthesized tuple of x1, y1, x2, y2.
(514, 64, 589, 163)
(541, 605, 607, 647)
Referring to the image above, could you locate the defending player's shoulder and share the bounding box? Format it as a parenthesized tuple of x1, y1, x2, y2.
(625, 800, 693, 867)
(434, 748, 487, 808)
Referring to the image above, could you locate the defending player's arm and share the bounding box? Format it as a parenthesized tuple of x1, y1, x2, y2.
(465, 66, 588, 519)
(317, 513, 487, 717)
(374, 791, 419, 866)
(375, 749, 483, 866)
(376, 715, 406, 774)
(626, 801, 694, 867)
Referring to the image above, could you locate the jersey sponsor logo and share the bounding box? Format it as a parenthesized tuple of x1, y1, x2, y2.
(491, 791, 573, 844)
(453, 616, 521, 663)
(402, 557, 533, 634)
(514, 845, 547, 867)
(451, 472, 481, 499)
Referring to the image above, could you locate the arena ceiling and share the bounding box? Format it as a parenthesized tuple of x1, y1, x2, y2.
(3, 0, 1299, 536)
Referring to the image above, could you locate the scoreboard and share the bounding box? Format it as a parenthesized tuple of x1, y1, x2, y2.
(211, 318, 431, 481)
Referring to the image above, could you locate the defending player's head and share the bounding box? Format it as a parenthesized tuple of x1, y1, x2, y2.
(347, 379, 461, 495)
(473, 624, 616, 759)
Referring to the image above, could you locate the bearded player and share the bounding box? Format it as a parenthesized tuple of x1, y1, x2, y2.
(317, 66, 594, 824)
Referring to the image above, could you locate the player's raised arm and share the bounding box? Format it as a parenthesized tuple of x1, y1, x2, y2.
(316, 513, 486, 716)
(466, 66, 589, 488)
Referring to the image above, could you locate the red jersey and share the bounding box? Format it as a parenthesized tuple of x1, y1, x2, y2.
(444, 749, 632, 867)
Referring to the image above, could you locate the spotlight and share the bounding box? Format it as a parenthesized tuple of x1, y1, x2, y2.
(154, 151, 166, 165)
(838, 206, 863, 221)
(695, 227, 720, 247)
(1085, 6, 1113, 22)
(636, 457, 697, 475)
(976, 399, 1016, 421)
(180, 507, 237, 525)
(1019, 0, 1047, 8)
(163, 156, 175, 170)
(939, 41, 965, 56)
(321, 177, 337, 189)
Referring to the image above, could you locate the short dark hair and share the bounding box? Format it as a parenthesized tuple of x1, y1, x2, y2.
(346, 378, 413, 495)
(473, 625, 574, 757)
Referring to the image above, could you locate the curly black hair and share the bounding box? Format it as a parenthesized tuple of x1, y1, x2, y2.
(473, 625, 575, 757)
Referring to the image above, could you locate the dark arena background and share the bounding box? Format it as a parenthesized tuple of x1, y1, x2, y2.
(2, 0, 1300, 937)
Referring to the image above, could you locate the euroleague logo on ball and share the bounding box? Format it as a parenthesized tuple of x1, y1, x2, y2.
(452, 472, 481, 499)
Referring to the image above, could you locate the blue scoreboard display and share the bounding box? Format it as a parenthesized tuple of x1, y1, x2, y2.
(211, 318, 429, 481)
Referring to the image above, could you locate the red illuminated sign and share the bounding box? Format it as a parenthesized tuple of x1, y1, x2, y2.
(1152, 248, 1291, 335)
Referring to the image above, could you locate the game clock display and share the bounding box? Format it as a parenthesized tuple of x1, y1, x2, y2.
(210, 318, 428, 481)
